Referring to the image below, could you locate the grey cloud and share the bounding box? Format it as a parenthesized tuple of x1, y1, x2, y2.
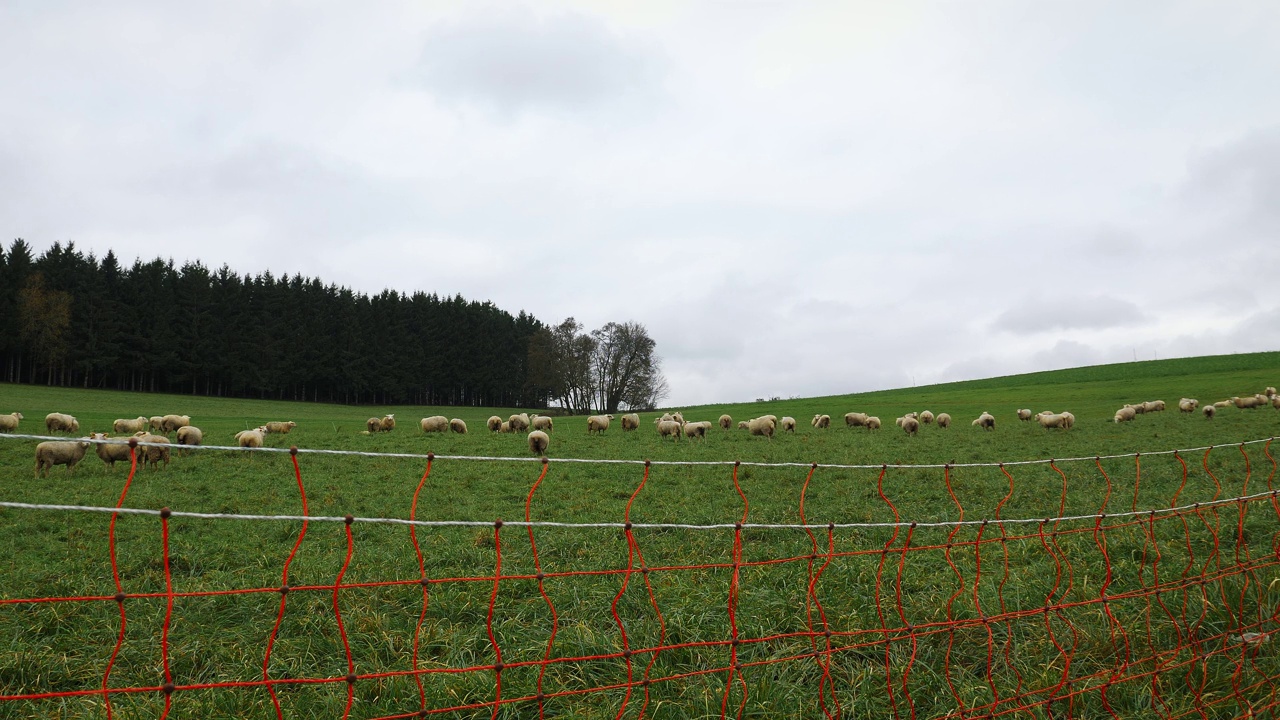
(991, 295, 1149, 335)
(1185, 128, 1280, 231)
(414, 9, 661, 114)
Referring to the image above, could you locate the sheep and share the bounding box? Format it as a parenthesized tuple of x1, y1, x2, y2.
(113, 416, 147, 434)
(149, 416, 165, 431)
(657, 419, 683, 440)
(720, 414, 733, 430)
(45, 413, 80, 434)
(780, 416, 797, 433)
(500, 421, 512, 433)
(587, 414, 613, 434)
(380, 414, 396, 432)
(235, 427, 265, 449)
(900, 416, 920, 435)
(176, 426, 203, 447)
(865, 416, 881, 430)
(683, 421, 710, 440)
(621, 414, 640, 431)
(0, 412, 22, 432)
(531, 415, 554, 432)
(509, 413, 530, 432)
(935, 412, 951, 429)
(1125, 403, 1146, 415)
(747, 416, 775, 438)
(671, 412, 685, 425)
(1177, 398, 1199, 413)
(90, 433, 134, 468)
(737, 420, 749, 430)
(35, 440, 91, 477)
(1036, 412, 1074, 430)
(1273, 396, 1280, 410)
(972, 412, 995, 431)
(419, 415, 449, 433)
(1233, 396, 1266, 409)
(161, 414, 191, 433)
(659, 413, 674, 422)
(367, 417, 381, 433)
(1014, 409, 1030, 421)
(528, 430, 549, 455)
(487, 416, 503, 432)
(1204, 405, 1216, 419)
(1214, 400, 1233, 409)
(1114, 407, 1137, 423)
(1140, 401, 1164, 414)
(845, 412, 869, 428)
(450, 418, 468, 434)
(919, 410, 935, 424)
(135, 432, 171, 469)
(811, 414, 830, 429)
(1266, 387, 1277, 398)
(264, 421, 297, 434)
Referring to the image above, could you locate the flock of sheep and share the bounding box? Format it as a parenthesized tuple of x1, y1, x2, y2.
(6, 384, 1278, 473)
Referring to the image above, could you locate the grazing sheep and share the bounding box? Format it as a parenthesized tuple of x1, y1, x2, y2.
(845, 412, 869, 428)
(176, 426, 203, 447)
(1204, 405, 1216, 419)
(420, 416, 449, 433)
(1178, 398, 1199, 413)
(621, 414, 640, 431)
(366, 417, 381, 433)
(45, 413, 80, 434)
(657, 419, 683, 440)
(264, 421, 297, 434)
(737, 420, 749, 430)
(935, 413, 951, 429)
(587, 415, 613, 434)
(1266, 387, 1277, 398)
(149, 416, 165, 431)
(1140, 401, 1164, 414)
(1233, 396, 1266, 409)
(380, 414, 396, 432)
(135, 432, 171, 469)
(972, 412, 996, 431)
(719, 414, 733, 430)
(0, 412, 22, 432)
(90, 433, 134, 468)
(531, 415, 554, 432)
(500, 421, 512, 433)
(866, 416, 881, 430)
(1036, 412, 1074, 430)
(528, 430, 549, 455)
(113, 416, 147, 434)
(919, 410, 935, 424)
(811, 414, 830, 429)
(683, 421, 711, 440)
(161, 414, 191, 433)
(449, 418, 468, 434)
(1214, 400, 1232, 409)
(235, 428, 265, 449)
(747, 416, 776, 438)
(35, 440, 91, 477)
(487, 416, 503, 432)
(659, 413, 674, 422)
(1114, 407, 1137, 423)
(900, 416, 920, 435)
(1017, 409, 1033, 421)
(780, 416, 797, 433)
(671, 412, 685, 425)
(509, 414, 530, 432)
(1273, 396, 1280, 410)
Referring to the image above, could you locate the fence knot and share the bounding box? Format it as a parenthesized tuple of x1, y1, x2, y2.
(159, 507, 171, 519)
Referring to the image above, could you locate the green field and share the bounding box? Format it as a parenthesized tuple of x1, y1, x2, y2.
(2, 351, 1280, 718)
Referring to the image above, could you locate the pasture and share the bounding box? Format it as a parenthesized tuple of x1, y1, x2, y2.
(1, 351, 1280, 718)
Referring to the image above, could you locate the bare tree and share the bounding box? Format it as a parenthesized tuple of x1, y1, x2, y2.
(528, 318, 668, 413)
(526, 318, 597, 413)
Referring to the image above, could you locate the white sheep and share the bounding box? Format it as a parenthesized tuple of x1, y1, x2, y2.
(528, 430, 549, 454)
(0, 412, 22, 432)
(587, 415, 613, 434)
(113, 416, 147, 434)
(381, 414, 396, 432)
(659, 413, 674, 422)
(1017, 409, 1032, 421)
(1214, 400, 1233, 409)
(657, 419, 683, 440)
(419, 416, 449, 433)
(509, 413, 531, 432)
(780, 416, 797, 433)
(935, 413, 951, 429)
(1036, 412, 1074, 430)
(1233, 396, 1266, 409)
(683, 421, 710, 440)
(811, 414, 830, 429)
(264, 421, 297, 434)
(719, 414, 733, 430)
(865, 416, 881, 430)
(1114, 407, 1137, 423)
(487, 416, 503, 432)
(135, 432, 171, 469)
(918, 410, 934, 424)
(1273, 396, 1280, 410)
(235, 427, 265, 449)
(500, 421, 512, 433)
(161, 414, 191, 433)
(449, 418, 468, 434)
(747, 416, 775, 438)
(1204, 405, 1216, 419)
(176, 426, 203, 447)
(531, 415, 554, 432)
(671, 412, 685, 425)
(737, 420, 749, 430)
(1266, 386, 1277, 398)
(845, 412, 869, 428)
(35, 440, 91, 477)
(621, 414, 640, 431)
(900, 416, 919, 435)
(149, 416, 165, 431)
(91, 433, 134, 468)
(1177, 398, 1199, 413)
(972, 412, 995, 431)
(45, 413, 80, 434)
(366, 417, 382, 433)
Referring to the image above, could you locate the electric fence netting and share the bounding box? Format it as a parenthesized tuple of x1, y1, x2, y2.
(1, 435, 1279, 718)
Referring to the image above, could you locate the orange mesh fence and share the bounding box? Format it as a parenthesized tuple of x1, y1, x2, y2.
(1, 439, 1279, 718)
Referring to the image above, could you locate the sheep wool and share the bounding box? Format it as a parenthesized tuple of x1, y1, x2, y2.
(587, 415, 613, 434)
(420, 416, 449, 433)
(91, 433, 134, 468)
(487, 416, 503, 432)
(527, 430, 549, 455)
(935, 413, 951, 429)
(620, 414, 640, 431)
(35, 440, 91, 477)
(0, 412, 22, 433)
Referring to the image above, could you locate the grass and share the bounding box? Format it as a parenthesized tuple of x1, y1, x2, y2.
(0, 351, 1279, 718)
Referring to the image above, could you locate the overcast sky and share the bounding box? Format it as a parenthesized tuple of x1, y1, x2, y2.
(3, 1, 1279, 406)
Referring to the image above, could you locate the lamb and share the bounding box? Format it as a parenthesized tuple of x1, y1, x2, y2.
(918, 410, 935, 424)
(587, 415, 613, 434)
(1114, 406, 1137, 423)
(935, 413, 951, 429)
(865, 416, 881, 430)
(264, 421, 297, 434)
(90, 433, 134, 468)
(419, 416, 449, 433)
(0, 412, 22, 432)
(1036, 412, 1074, 430)
(508, 413, 530, 432)
(113, 416, 147, 434)
(719, 414, 733, 430)
(780, 416, 797, 433)
(972, 412, 996, 431)
(747, 416, 775, 438)
(1177, 398, 1199, 413)
(176, 426, 203, 447)
(135, 432, 171, 469)
(657, 419, 683, 440)
(449, 418, 468, 434)
(845, 412, 869, 428)
(621, 414, 640, 431)
(380, 414, 396, 432)
(160, 414, 191, 433)
(235, 427, 265, 449)
(487, 416, 503, 432)
(528, 430, 549, 455)
(1017, 409, 1032, 421)
(1204, 405, 1216, 419)
(35, 440, 91, 477)
(531, 415, 554, 432)
(900, 416, 919, 435)
(811, 414, 830, 429)
(45, 413, 80, 434)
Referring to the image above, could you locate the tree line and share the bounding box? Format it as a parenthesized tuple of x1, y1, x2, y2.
(0, 239, 668, 411)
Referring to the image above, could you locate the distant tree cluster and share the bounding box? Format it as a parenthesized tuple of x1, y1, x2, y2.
(525, 318, 669, 414)
(0, 239, 550, 407)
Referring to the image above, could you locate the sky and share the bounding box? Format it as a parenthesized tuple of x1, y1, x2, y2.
(3, 1, 1279, 406)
